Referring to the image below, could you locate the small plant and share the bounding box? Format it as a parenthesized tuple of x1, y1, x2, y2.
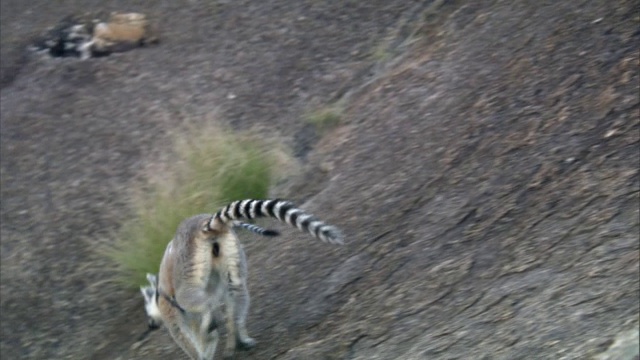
(306, 104, 343, 133)
(371, 36, 393, 62)
(99, 124, 287, 288)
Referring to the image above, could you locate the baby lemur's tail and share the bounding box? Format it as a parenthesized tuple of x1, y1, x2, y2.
(209, 199, 343, 244)
(232, 221, 279, 237)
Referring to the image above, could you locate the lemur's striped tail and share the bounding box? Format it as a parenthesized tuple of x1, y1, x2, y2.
(209, 199, 344, 244)
(232, 221, 279, 237)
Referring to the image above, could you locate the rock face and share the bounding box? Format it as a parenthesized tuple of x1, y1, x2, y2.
(1, 0, 638, 359)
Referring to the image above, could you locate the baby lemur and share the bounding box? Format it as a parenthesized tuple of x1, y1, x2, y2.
(141, 199, 343, 359)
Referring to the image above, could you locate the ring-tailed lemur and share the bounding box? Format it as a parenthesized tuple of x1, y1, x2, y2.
(87, 12, 158, 58)
(140, 221, 277, 330)
(32, 12, 158, 59)
(140, 199, 343, 359)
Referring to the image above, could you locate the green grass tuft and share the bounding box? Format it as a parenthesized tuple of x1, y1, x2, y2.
(99, 125, 285, 288)
(306, 105, 343, 133)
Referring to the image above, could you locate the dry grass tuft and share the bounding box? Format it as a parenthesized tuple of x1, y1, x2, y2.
(99, 123, 291, 288)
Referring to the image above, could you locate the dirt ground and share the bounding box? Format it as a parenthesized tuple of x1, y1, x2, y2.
(1, 0, 638, 359)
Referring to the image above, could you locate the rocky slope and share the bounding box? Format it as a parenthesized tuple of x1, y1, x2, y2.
(1, 0, 638, 359)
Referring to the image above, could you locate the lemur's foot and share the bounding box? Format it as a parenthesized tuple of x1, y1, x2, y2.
(237, 336, 257, 350)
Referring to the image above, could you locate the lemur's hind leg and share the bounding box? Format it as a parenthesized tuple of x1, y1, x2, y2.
(161, 306, 201, 359)
(200, 327, 220, 360)
(221, 290, 238, 359)
(232, 246, 256, 350)
(233, 283, 256, 350)
(169, 328, 201, 360)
